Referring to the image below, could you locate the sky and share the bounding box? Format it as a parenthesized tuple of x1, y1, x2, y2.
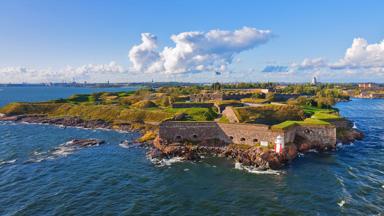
(1, 0, 384, 83)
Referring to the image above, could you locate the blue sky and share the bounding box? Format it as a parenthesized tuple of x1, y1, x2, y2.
(1, 0, 384, 83)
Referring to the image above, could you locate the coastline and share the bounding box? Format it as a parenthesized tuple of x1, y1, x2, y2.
(0, 113, 364, 170)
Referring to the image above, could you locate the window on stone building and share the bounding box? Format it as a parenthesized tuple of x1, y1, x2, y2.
(253, 139, 258, 143)
(192, 134, 198, 139)
(229, 136, 234, 140)
(176, 135, 182, 140)
(240, 138, 246, 141)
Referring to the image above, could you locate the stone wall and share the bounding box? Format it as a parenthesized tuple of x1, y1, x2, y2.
(159, 121, 230, 145)
(218, 123, 283, 145)
(190, 92, 253, 102)
(159, 121, 284, 146)
(190, 93, 223, 102)
(222, 93, 253, 100)
(159, 121, 337, 150)
(171, 102, 214, 109)
(273, 94, 301, 101)
(294, 125, 336, 146)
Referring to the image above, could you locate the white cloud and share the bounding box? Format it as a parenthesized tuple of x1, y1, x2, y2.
(292, 58, 327, 70)
(289, 38, 384, 73)
(331, 38, 384, 70)
(128, 27, 273, 74)
(0, 61, 127, 83)
(128, 33, 162, 73)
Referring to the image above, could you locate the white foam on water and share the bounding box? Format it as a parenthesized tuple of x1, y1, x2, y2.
(337, 142, 355, 150)
(234, 162, 283, 175)
(308, 149, 318, 153)
(27, 140, 97, 163)
(119, 141, 141, 149)
(352, 122, 357, 129)
(148, 155, 184, 167)
(183, 168, 189, 172)
(298, 153, 305, 157)
(51, 145, 76, 157)
(338, 200, 346, 207)
(0, 159, 17, 166)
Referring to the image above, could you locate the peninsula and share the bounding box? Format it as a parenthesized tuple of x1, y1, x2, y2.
(0, 82, 364, 170)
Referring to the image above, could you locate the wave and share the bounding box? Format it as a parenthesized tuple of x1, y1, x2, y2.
(337, 200, 346, 207)
(336, 142, 355, 150)
(234, 162, 283, 175)
(27, 140, 90, 163)
(308, 149, 318, 153)
(147, 155, 184, 167)
(119, 141, 142, 149)
(0, 159, 17, 166)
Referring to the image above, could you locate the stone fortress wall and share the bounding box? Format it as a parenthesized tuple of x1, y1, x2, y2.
(159, 121, 337, 149)
(190, 92, 253, 102)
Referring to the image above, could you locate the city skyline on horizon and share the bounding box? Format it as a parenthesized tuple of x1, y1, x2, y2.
(1, 0, 384, 83)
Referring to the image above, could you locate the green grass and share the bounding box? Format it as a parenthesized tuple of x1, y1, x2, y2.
(217, 115, 230, 123)
(233, 105, 305, 125)
(240, 98, 269, 104)
(311, 112, 342, 120)
(272, 118, 330, 130)
(0, 102, 63, 116)
(164, 107, 218, 121)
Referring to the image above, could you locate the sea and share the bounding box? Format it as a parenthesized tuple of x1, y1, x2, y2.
(0, 86, 383, 215)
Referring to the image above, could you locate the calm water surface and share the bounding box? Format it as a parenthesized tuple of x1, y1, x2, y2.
(0, 87, 383, 215)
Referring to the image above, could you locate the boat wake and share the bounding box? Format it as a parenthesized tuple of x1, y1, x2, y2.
(234, 162, 283, 175)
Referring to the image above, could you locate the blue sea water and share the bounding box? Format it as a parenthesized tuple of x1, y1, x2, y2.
(0, 87, 383, 215)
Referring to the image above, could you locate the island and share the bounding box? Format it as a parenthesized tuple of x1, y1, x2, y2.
(0, 82, 364, 170)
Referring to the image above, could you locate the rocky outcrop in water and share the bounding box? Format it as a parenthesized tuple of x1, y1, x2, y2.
(337, 128, 364, 144)
(66, 139, 105, 147)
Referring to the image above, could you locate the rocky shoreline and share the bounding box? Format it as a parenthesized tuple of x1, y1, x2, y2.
(0, 114, 364, 170)
(0, 114, 136, 132)
(149, 121, 364, 170)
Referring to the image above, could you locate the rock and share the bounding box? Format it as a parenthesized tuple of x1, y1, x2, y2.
(337, 128, 364, 144)
(285, 145, 298, 160)
(66, 139, 105, 147)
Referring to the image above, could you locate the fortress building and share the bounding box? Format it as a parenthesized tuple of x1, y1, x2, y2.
(158, 121, 337, 153)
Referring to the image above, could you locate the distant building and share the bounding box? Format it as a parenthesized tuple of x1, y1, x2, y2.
(358, 83, 379, 90)
(311, 76, 317, 85)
